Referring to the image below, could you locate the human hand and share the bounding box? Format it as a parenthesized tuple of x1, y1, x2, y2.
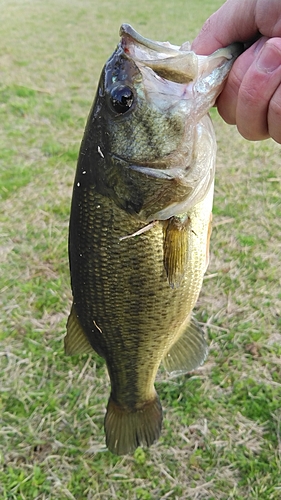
(192, 0, 281, 144)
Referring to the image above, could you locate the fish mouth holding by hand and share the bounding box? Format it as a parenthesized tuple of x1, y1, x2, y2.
(120, 23, 241, 84)
(65, 25, 243, 455)
(100, 24, 243, 221)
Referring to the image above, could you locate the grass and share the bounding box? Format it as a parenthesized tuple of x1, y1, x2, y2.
(1, 0, 281, 498)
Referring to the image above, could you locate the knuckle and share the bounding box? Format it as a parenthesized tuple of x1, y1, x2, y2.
(269, 93, 281, 119)
(268, 91, 281, 143)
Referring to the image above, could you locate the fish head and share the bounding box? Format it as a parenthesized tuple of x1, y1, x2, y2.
(85, 25, 243, 221)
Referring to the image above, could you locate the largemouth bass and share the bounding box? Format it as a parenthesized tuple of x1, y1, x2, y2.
(65, 24, 242, 455)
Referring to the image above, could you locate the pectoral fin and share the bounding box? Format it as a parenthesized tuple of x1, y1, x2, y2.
(162, 215, 191, 288)
(65, 304, 94, 355)
(163, 317, 208, 377)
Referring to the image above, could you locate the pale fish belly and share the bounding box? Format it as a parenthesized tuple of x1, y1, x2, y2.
(163, 179, 214, 370)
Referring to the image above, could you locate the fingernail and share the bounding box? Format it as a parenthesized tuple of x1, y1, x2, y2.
(256, 41, 281, 73)
(254, 37, 267, 54)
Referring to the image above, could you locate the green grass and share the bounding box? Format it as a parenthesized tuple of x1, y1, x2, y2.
(1, 0, 281, 498)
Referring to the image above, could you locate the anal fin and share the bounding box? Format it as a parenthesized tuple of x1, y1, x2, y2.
(163, 317, 208, 377)
(65, 304, 94, 355)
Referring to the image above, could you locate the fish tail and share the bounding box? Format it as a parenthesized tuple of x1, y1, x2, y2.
(104, 394, 163, 455)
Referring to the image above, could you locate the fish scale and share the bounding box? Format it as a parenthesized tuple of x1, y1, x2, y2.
(65, 24, 243, 455)
(68, 183, 211, 448)
(74, 188, 200, 354)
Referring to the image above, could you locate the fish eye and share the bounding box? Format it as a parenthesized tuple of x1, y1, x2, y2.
(110, 85, 134, 114)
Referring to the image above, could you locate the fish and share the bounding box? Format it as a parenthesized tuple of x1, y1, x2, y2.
(65, 24, 243, 455)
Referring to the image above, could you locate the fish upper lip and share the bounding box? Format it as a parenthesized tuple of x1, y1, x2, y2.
(108, 152, 199, 185)
(108, 152, 172, 171)
(108, 151, 133, 164)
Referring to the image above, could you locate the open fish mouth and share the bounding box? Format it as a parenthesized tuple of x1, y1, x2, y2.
(102, 24, 244, 221)
(120, 23, 244, 86)
(100, 25, 245, 222)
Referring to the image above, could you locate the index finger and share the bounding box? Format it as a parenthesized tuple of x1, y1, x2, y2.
(191, 0, 261, 54)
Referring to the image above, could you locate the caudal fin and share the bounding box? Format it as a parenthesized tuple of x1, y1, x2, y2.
(104, 394, 163, 455)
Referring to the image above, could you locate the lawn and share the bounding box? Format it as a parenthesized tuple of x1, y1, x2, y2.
(1, 0, 281, 499)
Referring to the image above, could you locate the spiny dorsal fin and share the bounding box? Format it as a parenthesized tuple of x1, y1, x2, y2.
(162, 215, 191, 288)
(65, 304, 94, 355)
(163, 317, 208, 377)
